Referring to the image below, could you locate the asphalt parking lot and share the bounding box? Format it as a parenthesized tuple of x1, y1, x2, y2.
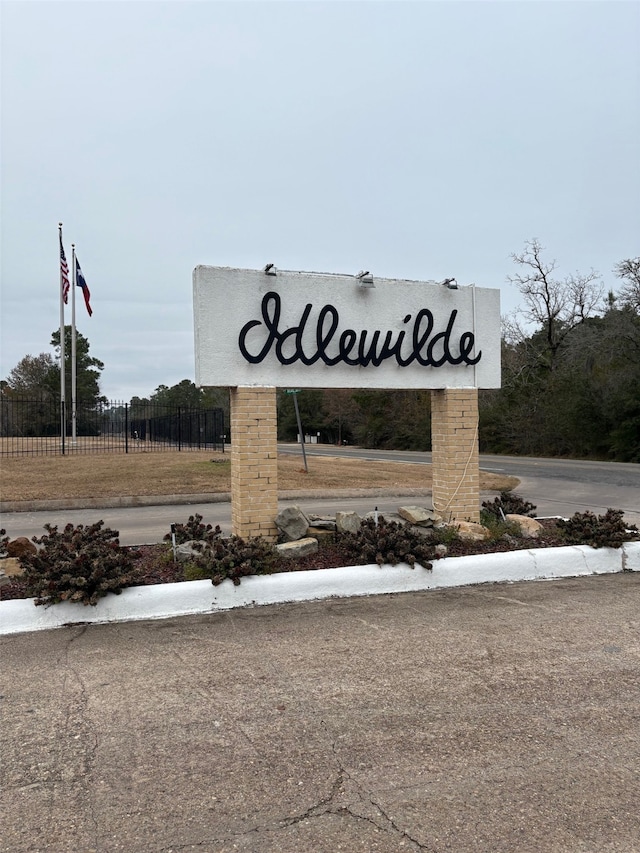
(2, 572, 640, 853)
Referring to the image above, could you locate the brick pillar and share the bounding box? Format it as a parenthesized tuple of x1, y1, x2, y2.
(431, 388, 480, 523)
(230, 386, 278, 541)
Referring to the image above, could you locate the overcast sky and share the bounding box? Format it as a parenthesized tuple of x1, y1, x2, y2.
(1, 0, 638, 401)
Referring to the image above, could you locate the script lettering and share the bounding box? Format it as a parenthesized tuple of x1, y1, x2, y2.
(238, 291, 481, 369)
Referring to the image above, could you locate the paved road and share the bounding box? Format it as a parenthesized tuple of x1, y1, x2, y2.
(280, 445, 640, 522)
(280, 443, 640, 490)
(0, 496, 438, 547)
(2, 574, 640, 852)
(1, 450, 637, 545)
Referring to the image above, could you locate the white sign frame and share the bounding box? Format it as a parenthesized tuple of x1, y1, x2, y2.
(193, 266, 501, 389)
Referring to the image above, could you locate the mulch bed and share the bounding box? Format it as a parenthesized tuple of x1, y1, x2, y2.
(1, 520, 573, 603)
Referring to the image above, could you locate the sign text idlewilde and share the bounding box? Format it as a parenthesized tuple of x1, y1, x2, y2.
(238, 291, 481, 369)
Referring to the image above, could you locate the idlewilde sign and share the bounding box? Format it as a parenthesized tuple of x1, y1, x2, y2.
(193, 267, 501, 389)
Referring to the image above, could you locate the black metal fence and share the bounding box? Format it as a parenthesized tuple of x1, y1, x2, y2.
(0, 396, 226, 456)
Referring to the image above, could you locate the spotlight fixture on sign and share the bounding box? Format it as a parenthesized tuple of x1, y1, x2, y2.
(355, 270, 375, 288)
(441, 278, 458, 290)
(264, 263, 277, 276)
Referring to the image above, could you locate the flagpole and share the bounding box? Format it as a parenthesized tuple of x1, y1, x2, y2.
(71, 243, 77, 444)
(58, 223, 66, 452)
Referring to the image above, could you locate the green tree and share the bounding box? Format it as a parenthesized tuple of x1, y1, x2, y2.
(321, 389, 359, 445)
(480, 250, 640, 461)
(129, 395, 152, 421)
(2, 354, 60, 437)
(564, 304, 640, 461)
(128, 381, 228, 443)
(349, 390, 431, 450)
(148, 380, 229, 419)
(4, 353, 58, 398)
(151, 381, 200, 408)
(277, 390, 325, 441)
(50, 326, 106, 407)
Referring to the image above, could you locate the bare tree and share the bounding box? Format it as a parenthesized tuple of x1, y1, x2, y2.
(614, 257, 640, 312)
(508, 239, 604, 370)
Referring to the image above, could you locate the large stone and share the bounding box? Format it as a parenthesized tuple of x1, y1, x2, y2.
(363, 511, 406, 527)
(506, 514, 544, 538)
(5, 537, 37, 558)
(275, 505, 311, 541)
(398, 506, 442, 526)
(335, 511, 361, 534)
(306, 516, 336, 530)
(175, 541, 206, 563)
(455, 521, 491, 541)
(276, 537, 318, 558)
(307, 526, 335, 541)
(1, 557, 24, 577)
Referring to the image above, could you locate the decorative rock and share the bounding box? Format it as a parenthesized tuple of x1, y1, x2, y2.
(307, 526, 335, 541)
(455, 521, 491, 541)
(506, 514, 544, 538)
(276, 537, 318, 558)
(6, 537, 37, 558)
(434, 544, 448, 558)
(306, 516, 336, 530)
(363, 511, 405, 526)
(175, 541, 206, 563)
(275, 506, 311, 541)
(335, 511, 361, 534)
(398, 506, 442, 526)
(0, 570, 10, 587)
(1, 557, 24, 577)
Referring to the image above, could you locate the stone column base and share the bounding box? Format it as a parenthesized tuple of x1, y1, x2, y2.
(230, 386, 279, 541)
(431, 388, 480, 523)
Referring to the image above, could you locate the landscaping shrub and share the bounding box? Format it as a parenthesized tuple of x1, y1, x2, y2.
(478, 514, 524, 542)
(185, 534, 280, 586)
(182, 562, 210, 582)
(337, 517, 434, 569)
(163, 513, 222, 545)
(556, 509, 639, 550)
(481, 491, 537, 520)
(21, 521, 135, 606)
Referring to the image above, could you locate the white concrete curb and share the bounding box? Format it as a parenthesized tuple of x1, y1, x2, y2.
(2, 542, 639, 636)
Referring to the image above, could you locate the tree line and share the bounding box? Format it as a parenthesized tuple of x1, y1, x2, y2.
(2, 243, 638, 460)
(277, 243, 639, 462)
(1, 327, 106, 408)
(480, 244, 639, 461)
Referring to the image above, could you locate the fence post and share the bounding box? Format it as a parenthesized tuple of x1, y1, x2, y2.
(178, 406, 182, 451)
(125, 403, 129, 454)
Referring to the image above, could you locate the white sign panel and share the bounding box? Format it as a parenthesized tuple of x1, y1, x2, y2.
(193, 267, 501, 389)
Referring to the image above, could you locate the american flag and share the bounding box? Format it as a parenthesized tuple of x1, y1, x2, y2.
(59, 232, 70, 304)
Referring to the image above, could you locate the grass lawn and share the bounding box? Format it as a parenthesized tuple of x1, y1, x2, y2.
(0, 449, 517, 502)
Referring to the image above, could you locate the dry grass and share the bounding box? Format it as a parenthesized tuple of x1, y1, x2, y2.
(0, 450, 517, 502)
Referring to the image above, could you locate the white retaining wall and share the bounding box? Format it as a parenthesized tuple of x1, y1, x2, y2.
(2, 542, 639, 636)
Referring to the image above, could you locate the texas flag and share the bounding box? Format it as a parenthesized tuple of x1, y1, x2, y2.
(75, 256, 92, 317)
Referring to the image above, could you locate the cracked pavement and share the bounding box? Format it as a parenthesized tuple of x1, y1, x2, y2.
(2, 573, 640, 852)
